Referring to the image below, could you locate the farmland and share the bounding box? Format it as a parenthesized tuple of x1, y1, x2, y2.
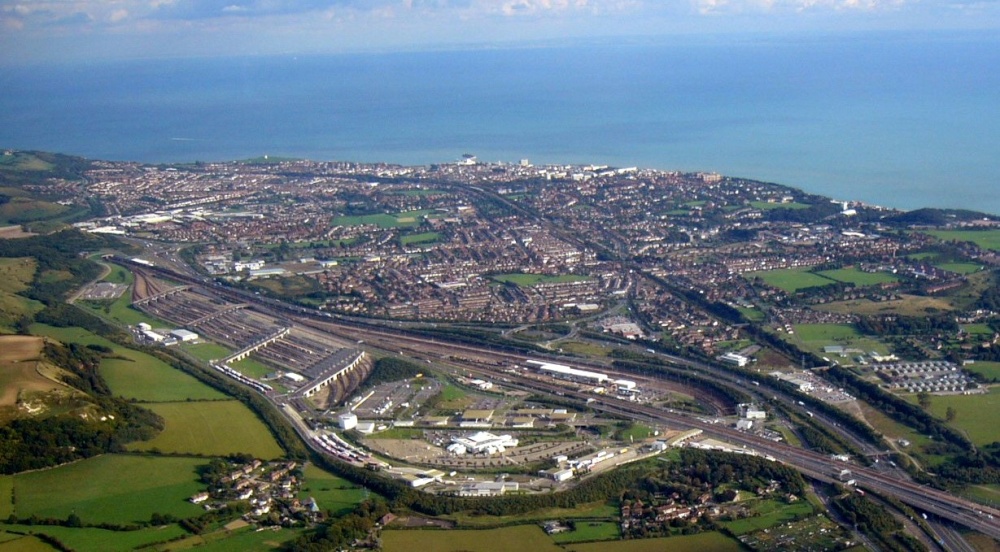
(5, 455, 206, 524)
(0, 534, 54, 551)
(569, 532, 741, 552)
(925, 388, 1000, 447)
(128, 400, 284, 459)
(2, 524, 188, 552)
(101, 354, 226, 402)
(382, 525, 561, 552)
(550, 521, 620, 543)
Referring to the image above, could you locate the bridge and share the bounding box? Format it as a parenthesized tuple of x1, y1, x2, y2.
(294, 349, 367, 399)
(133, 285, 190, 306)
(188, 303, 249, 327)
(223, 327, 291, 364)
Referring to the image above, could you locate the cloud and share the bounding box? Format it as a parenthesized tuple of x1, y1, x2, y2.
(693, 0, 907, 13)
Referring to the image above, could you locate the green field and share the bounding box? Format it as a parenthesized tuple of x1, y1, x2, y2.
(816, 268, 899, 287)
(0, 258, 43, 331)
(101, 355, 227, 402)
(160, 525, 304, 552)
(963, 361, 1000, 382)
(0, 258, 35, 295)
(792, 323, 861, 342)
(181, 342, 233, 363)
(0, 534, 56, 552)
(492, 273, 591, 286)
(962, 324, 995, 336)
(786, 323, 890, 357)
(29, 322, 226, 402)
(2, 525, 188, 552)
(551, 521, 620, 543)
(925, 230, 1000, 251)
(383, 525, 561, 552)
(0, 198, 68, 225)
(401, 232, 443, 246)
(936, 262, 985, 275)
(129, 401, 285, 459)
(721, 500, 815, 536)
(750, 201, 811, 210)
(297, 464, 369, 516)
(332, 210, 434, 228)
(616, 423, 654, 442)
(81, 286, 170, 328)
(746, 267, 832, 293)
(7, 455, 205, 524)
(568, 532, 740, 552)
(446, 501, 618, 527)
(230, 356, 275, 379)
(368, 427, 425, 440)
(925, 387, 1000, 446)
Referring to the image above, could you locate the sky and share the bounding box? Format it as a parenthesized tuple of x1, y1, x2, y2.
(2, 0, 999, 64)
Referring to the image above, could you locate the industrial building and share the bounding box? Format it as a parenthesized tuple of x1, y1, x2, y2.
(170, 329, 199, 342)
(448, 431, 518, 455)
(526, 360, 608, 385)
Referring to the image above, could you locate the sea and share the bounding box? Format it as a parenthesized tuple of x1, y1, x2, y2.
(1, 30, 998, 214)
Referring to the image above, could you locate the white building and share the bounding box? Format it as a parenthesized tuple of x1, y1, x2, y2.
(338, 413, 358, 430)
(719, 352, 749, 367)
(170, 329, 199, 342)
(738, 403, 767, 420)
(450, 432, 518, 455)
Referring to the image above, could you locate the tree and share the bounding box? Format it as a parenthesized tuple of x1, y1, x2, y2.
(917, 392, 932, 410)
(946, 406, 958, 422)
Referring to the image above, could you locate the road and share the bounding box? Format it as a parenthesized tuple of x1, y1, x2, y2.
(112, 256, 1000, 540)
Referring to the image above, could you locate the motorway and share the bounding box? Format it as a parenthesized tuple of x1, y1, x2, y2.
(117, 257, 1000, 540)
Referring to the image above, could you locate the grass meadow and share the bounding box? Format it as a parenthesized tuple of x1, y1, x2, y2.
(101, 355, 227, 402)
(7, 455, 205, 524)
(925, 230, 1000, 251)
(333, 210, 435, 228)
(924, 387, 1000, 446)
(746, 267, 831, 293)
(297, 464, 370, 516)
(491, 273, 591, 286)
(0, 534, 56, 552)
(568, 532, 741, 552)
(721, 500, 815, 536)
(550, 521, 620, 543)
(963, 361, 1000, 382)
(128, 400, 284, 459)
(2, 525, 188, 552)
(815, 268, 898, 286)
(382, 525, 562, 552)
(28, 323, 226, 402)
(787, 323, 890, 357)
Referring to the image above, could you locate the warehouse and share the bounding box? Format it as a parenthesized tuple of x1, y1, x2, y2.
(449, 431, 519, 455)
(526, 360, 608, 385)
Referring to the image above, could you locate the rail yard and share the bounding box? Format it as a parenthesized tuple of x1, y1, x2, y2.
(117, 258, 1000, 542)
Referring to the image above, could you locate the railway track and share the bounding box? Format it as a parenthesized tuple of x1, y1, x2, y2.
(110, 257, 1000, 539)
